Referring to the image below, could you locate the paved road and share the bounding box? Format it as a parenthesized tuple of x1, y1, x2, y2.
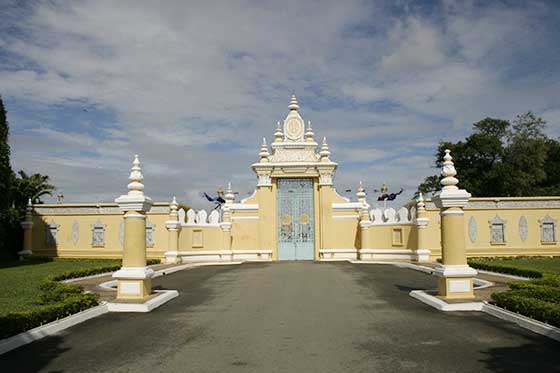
(2, 262, 559, 372)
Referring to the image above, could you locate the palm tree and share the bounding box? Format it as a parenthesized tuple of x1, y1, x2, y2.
(13, 171, 55, 205)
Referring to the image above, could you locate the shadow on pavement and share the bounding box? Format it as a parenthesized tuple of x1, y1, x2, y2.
(0, 334, 68, 373)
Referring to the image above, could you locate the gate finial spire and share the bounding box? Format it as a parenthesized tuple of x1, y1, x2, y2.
(289, 94, 299, 111)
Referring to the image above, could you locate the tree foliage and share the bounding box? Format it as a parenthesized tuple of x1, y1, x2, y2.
(418, 112, 560, 197)
(0, 95, 55, 258)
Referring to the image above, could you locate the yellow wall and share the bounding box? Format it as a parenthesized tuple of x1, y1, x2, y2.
(30, 203, 170, 259)
(178, 226, 223, 251)
(26, 197, 560, 262)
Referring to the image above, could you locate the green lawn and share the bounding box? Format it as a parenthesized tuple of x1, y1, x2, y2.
(0, 258, 121, 316)
(475, 257, 560, 275)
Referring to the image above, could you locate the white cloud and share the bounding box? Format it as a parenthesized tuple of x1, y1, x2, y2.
(1, 0, 559, 207)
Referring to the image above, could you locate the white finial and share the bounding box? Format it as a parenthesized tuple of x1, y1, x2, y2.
(259, 137, 270, 162)
(356, 181, 366, 203)
(289, 94, 299, 111)
(27, 198, 32, 207)
(274, 121, 283, 142)
(305, 120, 314, 142)
(320, 136, 331, 161)
(225, 182, 234, 202)
(417, 192, 426, 211)
(127, 154, 145, 195)
(440, 149, 459, 190)
(170, 196, 178, 212)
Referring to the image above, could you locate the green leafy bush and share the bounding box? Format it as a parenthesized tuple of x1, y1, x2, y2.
(468, 260, 543, 278)
(501, 286, 560, 303)
(49, 258, 161, 282)
(36, 280, 83, 305)
(491, 291, 560, 328)
(0, 293, 98, 339)
(0, 258, 163, 339)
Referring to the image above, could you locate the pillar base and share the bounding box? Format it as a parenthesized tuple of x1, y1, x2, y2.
(414, 249, 431, 263)
(433, 264, 477, 300)
(17, 249, 32, 258)
(113, 267, 154, 301)
(164, 251, 182, 264)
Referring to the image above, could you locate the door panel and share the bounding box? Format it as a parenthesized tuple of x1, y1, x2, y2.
(277, 178, 315, 260)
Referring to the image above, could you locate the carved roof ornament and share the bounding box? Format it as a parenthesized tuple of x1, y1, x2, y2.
(283, 94, 305, 142)
(274, 121, 283, 143)
(128, 154, 145, 195)
(416, 192, 426, 212)
(305, 121, 315, 142)
(441, 149, 459, 190)
(259, 137, 270, 163)
(115, 154, 153, 212)
(356, 181, 366, 202)
(320, 137, 331, 162)
(432, 148, 471, 208)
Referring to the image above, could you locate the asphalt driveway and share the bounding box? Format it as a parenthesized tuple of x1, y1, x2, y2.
(1, 262, 559, 372)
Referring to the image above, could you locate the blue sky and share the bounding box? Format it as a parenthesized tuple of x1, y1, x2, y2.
(1, 0, 560, 208)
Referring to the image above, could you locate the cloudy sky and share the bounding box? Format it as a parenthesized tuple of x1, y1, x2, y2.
(1, 0, 559, 208)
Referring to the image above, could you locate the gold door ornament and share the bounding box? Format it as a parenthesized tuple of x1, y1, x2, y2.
(281, 214, 292, 226)
(299, 213, 310, 225)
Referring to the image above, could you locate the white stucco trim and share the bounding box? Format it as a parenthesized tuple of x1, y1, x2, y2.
(174, 249, 273, 262)
(232, 216, 259, 221)
(332, 202, 362, 210)
(181, 223, 220, 228)
(319, 249, 358, 261)
(106, 290, 178, 312)
(332, 215, 359, 220)
(251, 161, 337, 168)
(240, 189, 257, 204)
(0, 303, 109, 355)
(230, 203, 259, 212)
(440, 209, 465, 216)
(112, 266, 154, 280)
(432, 264, 478, 278)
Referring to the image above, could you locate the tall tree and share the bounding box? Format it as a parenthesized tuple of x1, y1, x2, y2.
(0, 96, 13, 212)
(418, 113, 560, 197)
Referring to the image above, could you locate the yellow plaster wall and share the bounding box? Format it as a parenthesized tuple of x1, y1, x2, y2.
(178, 226, 223, 251)
(366, 225, 417, 250)
(463, 206, 560, 257)
(30, 203, 170, 259)
(422, 198, 560, 260)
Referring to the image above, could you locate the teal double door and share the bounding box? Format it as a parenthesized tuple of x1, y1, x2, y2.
(277, 178, 315, 260)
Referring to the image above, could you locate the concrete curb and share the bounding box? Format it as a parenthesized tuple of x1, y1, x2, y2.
(410, 290, 484, 311)
(107, 290, 179, 312)
(471, 269, 531, 281)
(482, 303, 560, 342)
(410, 290, 560, 342)
(0, 303, 109, 355)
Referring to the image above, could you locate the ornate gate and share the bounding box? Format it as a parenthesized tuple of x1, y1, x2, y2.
(277, 178, 315, 260)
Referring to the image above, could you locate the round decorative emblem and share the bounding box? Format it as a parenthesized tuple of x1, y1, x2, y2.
(284, 117, 304, 141)
(281, 214, 292, 226)
(299, 213, 310, 225)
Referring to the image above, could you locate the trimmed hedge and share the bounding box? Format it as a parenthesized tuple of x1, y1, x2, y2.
(49, 258, 161, 282)
(502, 286, 560, 303)
(468, 260, 543, 278)
(0, 294, 99, 339)
(0, 258, 161, 339)
(491, 291, 560, 328)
